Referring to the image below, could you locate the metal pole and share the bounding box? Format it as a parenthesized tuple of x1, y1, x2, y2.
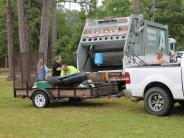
(133, 0, 141, 15)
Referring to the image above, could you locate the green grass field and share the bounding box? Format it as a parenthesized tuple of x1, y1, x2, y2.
(1, 78, 184, 138)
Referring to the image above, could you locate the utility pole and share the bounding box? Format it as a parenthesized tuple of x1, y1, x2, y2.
(133, 0, 141, 15)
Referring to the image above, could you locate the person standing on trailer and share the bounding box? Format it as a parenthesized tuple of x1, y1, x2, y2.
(52, 56, 62, 76)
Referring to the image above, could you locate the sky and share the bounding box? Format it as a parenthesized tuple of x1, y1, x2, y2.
(98, 0, 103, 6)
(63, 0, 103, 11)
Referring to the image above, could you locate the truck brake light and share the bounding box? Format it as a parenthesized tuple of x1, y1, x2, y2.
(124, 72, 131, 84)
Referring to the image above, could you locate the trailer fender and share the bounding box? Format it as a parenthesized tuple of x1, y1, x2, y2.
(31, 89, 55, 102)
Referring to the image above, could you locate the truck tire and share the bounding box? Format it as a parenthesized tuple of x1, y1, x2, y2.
(144, 87, 173, 116)
(32, 91, 50, 108)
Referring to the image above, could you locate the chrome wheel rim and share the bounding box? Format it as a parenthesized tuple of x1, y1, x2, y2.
(148, 93, 164, 112)
(34, 94, 46, 107)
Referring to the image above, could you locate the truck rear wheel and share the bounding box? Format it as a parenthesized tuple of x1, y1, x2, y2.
(144, 87, 173, 116)
(32, 91, 50, 108)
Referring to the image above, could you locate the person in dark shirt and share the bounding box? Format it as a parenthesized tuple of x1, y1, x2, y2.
(52, 56, 62, 76)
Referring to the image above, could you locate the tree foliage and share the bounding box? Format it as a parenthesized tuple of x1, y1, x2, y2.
(55, 10, 85, 65)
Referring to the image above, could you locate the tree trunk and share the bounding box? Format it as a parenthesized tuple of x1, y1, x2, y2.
(17, 0, 29, 52)
(50, 0, 57, 60)
(17, 0, 31, 88)
(133, 0, 141, 15)
(39, 0, 52, 64)
(6, 0, 14, 79)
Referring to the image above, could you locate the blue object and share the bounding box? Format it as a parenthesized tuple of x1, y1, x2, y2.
(95, 53, 103, 65)
(37, 66, 50, 81)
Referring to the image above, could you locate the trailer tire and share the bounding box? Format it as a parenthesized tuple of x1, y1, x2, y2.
(32, 91, 50, 108)
(144, 87, 173, 116)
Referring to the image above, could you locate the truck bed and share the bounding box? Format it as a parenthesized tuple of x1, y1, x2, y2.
(125, 65, 183, 99)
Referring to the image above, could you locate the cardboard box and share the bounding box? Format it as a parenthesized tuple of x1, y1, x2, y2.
(87, 72, 105, 82)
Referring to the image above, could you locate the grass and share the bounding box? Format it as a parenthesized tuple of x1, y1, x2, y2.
(1, 78, 184, 138)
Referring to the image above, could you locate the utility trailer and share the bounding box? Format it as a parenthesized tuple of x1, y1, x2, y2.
(77, 14, 170, 91)
(12, 53, 120, 108)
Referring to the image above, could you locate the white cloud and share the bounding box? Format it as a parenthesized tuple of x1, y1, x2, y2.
(97, 0, 103, 6)
(61, 2, 80, 11)
(60, 0, 104, 11)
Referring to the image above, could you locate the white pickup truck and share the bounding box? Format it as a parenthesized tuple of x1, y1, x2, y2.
(125, 58, 184, 116)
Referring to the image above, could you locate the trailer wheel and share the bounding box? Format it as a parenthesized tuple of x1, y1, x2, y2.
(144, 87, 173, 116)
(32, 91, 50, 108)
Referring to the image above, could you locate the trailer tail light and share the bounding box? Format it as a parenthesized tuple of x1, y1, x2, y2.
(124, 72, 131, 84)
